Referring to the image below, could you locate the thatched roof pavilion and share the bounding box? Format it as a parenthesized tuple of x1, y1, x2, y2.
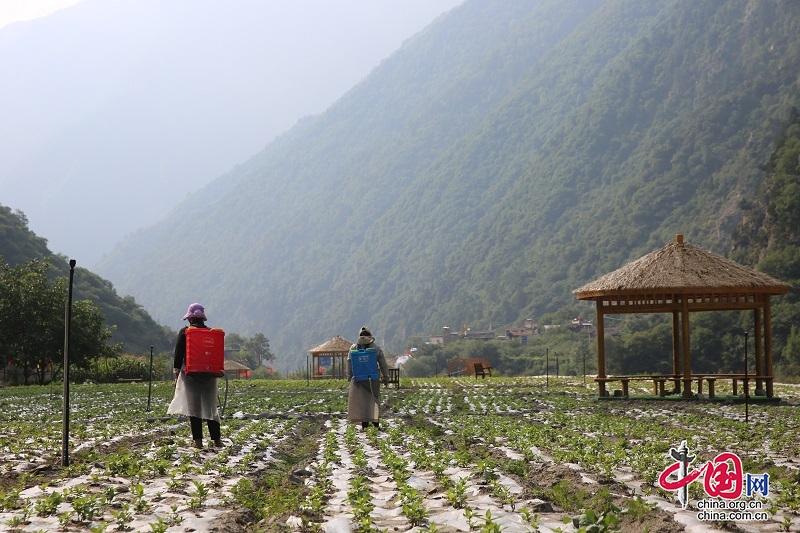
(308, 335, 353, 380)
(224, 359, 251, 379)
(574, 234, 790, 398)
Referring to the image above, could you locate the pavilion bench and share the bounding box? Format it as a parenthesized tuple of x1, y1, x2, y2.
(474, 362, 492, 379)
(387, 368, 401, 388)
(597, 374, 774, 398)
(595, 375, 677, 397)
(693, 374, 773, 398)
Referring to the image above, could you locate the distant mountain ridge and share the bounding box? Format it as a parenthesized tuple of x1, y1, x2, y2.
(96, 0, 800, 371)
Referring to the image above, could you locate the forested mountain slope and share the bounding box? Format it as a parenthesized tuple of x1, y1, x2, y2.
(730, 110, 800, 375)
(96, 0, 800, 371)
(0, 206, 173, 354)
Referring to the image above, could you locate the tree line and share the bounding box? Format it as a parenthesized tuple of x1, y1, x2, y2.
(0, 257, 277, 385)
(0, 259, 118, 385)
(400, 310, 798, 382)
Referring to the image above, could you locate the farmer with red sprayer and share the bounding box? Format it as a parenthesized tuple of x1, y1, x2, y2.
(167, 303, 225, 448)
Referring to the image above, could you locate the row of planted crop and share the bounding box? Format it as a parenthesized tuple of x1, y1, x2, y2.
(298, 418, 542, 532)
(1, 414, 293, 531)
(4, 377, 791, 446)
(349, 378, 800, 523)
(2, 378, 799, 529)
(298, 411, 672, 532)
(370, 379, 800, 524)
(0, 381, 349, 465)
(394, 380, 800, 463)
(4, 379, 798, 475)
(401, 386, 800, 524)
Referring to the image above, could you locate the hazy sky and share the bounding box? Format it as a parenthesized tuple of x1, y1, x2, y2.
(0, 0, 465, 265)
(0, 0, 84, 29)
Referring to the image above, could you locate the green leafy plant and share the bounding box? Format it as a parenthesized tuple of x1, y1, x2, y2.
(399, 484, 428, 526)
(519, 507, 539, 531)
(71, 493, 102, 522)
(58, 511, 73, 528)
(346, 473, 375, 531)
(445, 477, 469, 509)
(5, 514, 26, 529)
(549, 480, 588, 512)
(188, 480, 210, 510)
(131, 483, 152, 514)
(111, 503, 133, 530)
(0, 487, 23, 511)
(622, 495, 657, 523)
(167, 473, 186, 492)
(167, 504, 184, 526)
(89, 522, 109, 533)
(34, 490, 63, 517)
(464, 506, 478, 531)
(490, 479, 515, 511)
(567, 508, 621, 533)
(480, 509, 502, 533)
(148, 516, 168, 533)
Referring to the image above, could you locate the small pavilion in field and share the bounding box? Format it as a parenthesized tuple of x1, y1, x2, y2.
(308, 335, 353, 380)
(573, 234, 790, 398)
(224, 359, 251, 379)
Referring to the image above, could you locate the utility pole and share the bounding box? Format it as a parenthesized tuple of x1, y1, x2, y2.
(61, 259, 76, 467)
(147, 346, 154, 411)
(546, 348, 549, 388)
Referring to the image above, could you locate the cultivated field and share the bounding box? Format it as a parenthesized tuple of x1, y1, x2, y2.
(0, 377, 799, 532)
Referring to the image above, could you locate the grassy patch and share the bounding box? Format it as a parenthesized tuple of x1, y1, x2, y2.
(230, 418, 324, 527)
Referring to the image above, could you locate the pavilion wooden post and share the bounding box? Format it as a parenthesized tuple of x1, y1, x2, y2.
(764, 298, 774, 397)
(671, 310, 681, 390)
(681, 297, 692, 398)
(596, 305, 606, 397)
(754, 306, 763, 392)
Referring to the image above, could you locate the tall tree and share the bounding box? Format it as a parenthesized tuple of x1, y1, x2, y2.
(0, 259, 120, 384)
(245, 333, 274, 367)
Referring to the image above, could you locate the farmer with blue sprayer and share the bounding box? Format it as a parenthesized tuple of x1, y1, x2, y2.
(347, 327, 390, 430)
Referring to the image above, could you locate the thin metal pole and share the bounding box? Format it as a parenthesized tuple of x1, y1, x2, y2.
(147, 346, 154, 411)
(546, 348, 549, 388)
(62, 259, 76, 467)
(585, 330, 590, 385)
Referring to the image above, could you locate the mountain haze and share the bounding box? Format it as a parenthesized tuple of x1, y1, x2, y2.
(0, 0, 462, 265)
(96, 0, 800, 371)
